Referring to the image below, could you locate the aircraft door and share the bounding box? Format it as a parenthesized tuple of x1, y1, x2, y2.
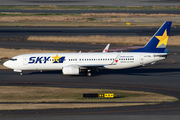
(140, 55, 144, 65)
(23, 56, 28, 65)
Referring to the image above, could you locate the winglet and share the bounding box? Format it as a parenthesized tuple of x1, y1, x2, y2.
(102, 44, 110, 52)
(111, 54, 120, 65)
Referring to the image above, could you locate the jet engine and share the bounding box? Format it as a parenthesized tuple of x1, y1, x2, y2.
(62, 65, 79, 75)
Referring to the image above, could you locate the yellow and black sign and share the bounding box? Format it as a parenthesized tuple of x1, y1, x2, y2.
(83, 93, 114, 99)
(98, 93, 114, 98)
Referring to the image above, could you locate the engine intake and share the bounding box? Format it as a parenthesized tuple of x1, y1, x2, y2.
(62, 65, 79, 75)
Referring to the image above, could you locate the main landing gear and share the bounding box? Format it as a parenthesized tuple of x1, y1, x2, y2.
(20, 72, 23, 76)
(87, 69, 91, 77)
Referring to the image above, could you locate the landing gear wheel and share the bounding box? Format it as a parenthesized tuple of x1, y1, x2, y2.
(87, 69, 92, 76)
(87, 72, 91, 77)
(20, 72, 23, 76)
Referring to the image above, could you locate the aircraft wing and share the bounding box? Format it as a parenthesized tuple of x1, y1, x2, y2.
(78, 54, 120, 69)
(79, 64, 109, 69)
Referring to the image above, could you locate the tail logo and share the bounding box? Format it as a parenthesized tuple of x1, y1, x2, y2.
(155, 29, 169, 48)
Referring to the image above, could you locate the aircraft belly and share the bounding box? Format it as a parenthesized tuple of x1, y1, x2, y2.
(105, 62, 140, 69)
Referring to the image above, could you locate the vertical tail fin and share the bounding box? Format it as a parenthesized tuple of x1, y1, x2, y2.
(131, 21, 172, 53)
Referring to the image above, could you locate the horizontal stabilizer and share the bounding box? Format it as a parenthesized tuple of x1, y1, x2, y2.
(164, 49, 170, 53)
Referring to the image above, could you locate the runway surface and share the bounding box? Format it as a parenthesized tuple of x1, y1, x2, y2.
(0, 27, 179, 38)
(0, 0, 180, 6)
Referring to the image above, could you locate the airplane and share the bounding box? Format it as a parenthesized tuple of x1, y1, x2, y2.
(3, 21, 172, 76)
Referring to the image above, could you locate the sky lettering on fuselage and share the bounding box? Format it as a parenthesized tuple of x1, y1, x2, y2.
(35, 57, 43, 63)
(28, 56, 65, 64)
(28, 56, 52, 64)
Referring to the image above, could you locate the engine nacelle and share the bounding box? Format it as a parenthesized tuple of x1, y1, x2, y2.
(62, 65, 79, 75)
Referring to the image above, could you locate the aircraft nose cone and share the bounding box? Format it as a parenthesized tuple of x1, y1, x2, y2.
(3, 61, 10, 68)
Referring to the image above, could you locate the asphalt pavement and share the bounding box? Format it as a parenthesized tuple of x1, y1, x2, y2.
(0, 0, 180, 6)
(0, 27, 179, 38)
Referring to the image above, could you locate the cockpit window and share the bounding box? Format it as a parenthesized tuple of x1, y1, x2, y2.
(10, 58, 17, 61)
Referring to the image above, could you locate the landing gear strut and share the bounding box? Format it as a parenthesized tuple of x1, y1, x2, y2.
(20, 72, 23, 76)
(87, 69, 91, 76)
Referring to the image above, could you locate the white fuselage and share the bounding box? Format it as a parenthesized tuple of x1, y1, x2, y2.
(3, 52, 166, 71)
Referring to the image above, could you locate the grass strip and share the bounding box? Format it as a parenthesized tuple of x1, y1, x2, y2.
(0, 86, 177, 102)
(0, 86, 177, 110)
(0, 13, 180, 27)
(0, 103, 156, 110)
(1, 13, 180, 23)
